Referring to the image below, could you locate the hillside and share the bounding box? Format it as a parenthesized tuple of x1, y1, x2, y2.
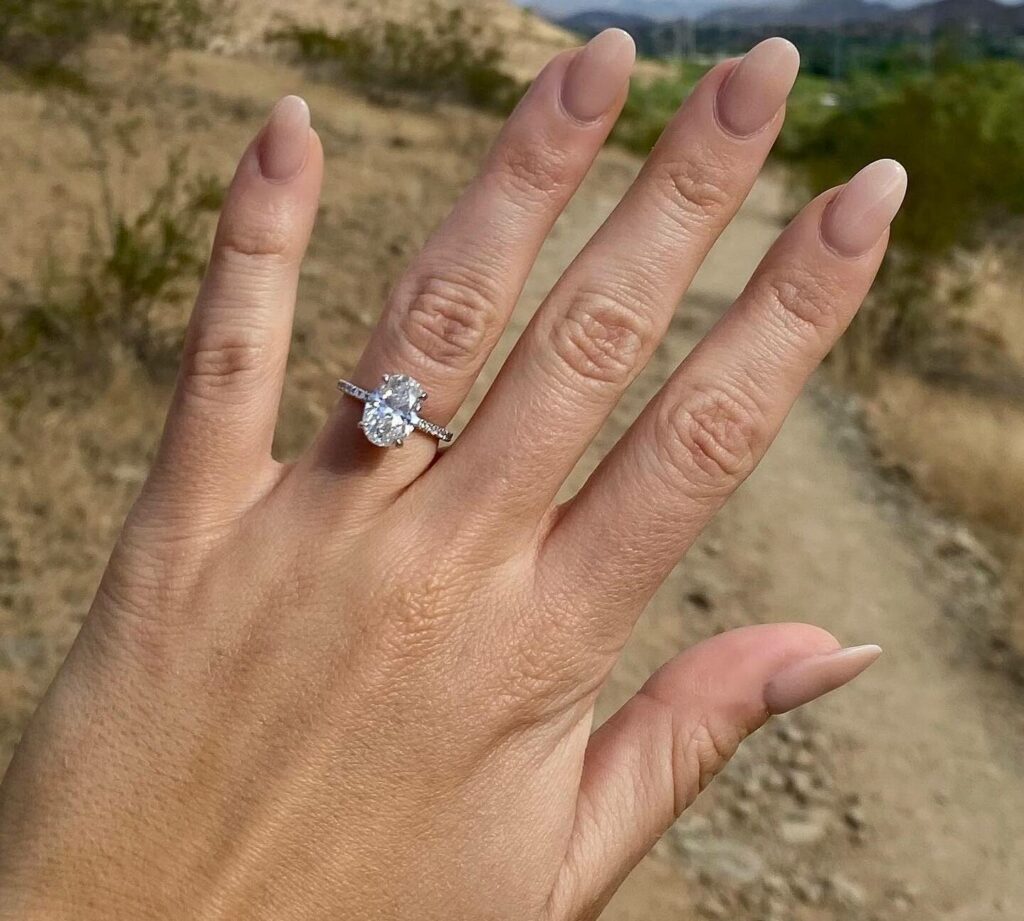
(556, 0, 1024, 32)
(220, 0, 575, 79)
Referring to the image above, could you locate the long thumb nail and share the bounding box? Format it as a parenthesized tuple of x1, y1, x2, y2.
(257, 95, 311, 182)
(764, 645, 882, 715)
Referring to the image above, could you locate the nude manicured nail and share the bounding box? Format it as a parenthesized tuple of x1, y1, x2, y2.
(764, 645, 882, 714)
(716, 37, 800, 137)
(821, 159, 908, 257)
(257, 95, 311, 182)
(561, 28, 636, 122)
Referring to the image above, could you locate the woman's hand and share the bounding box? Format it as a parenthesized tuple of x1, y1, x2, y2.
(0, 32, 903, 921)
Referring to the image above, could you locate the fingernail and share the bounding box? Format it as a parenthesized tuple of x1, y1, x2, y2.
(257, 95, 311, 182)
(764, 645, 882, 714)
(821, 159, 908, 257)
(561, 28, 636, 122)
(716, 37, 800, 138)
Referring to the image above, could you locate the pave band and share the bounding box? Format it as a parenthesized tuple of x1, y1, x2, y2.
(337, 374, 454, 448)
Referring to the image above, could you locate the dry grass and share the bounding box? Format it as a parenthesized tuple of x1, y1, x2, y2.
(863, 247, 1024, 660)
(866, 371, 1024, 537)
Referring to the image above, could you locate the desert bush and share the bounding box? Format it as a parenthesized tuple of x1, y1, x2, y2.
(0, 0, 231, 79)
(0, 149, 221, 376)
(0, 0, 96, 77)
(267, 4, 521, 111)
(779, 60, 1024, 382)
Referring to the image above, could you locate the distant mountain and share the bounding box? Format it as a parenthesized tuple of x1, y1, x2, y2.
(701, 0, 891, 26)
(555, 0, 1024, 32)
(537, 0, 695, 19)
(559, 9, 659, 32)
(892, 0, 1024, 29)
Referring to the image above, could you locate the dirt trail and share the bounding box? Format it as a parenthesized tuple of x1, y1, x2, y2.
(457, 153, 1024, 920)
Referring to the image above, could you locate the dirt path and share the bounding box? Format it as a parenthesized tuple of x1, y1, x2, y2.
(457, 153, 1024, 920)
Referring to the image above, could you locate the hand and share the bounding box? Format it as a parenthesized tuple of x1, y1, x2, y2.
(0, 33, 904, 921)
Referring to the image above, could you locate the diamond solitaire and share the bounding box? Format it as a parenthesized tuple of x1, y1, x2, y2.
(337, 373, 454, 448)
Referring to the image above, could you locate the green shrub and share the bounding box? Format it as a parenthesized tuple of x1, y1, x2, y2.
(1, 150, 221, 376)
(267, 4, 522, 112)
(779, 59, 1024, 379)
(0, 0, 96, 77)
(611, 62, 706, 155)
(0, 0, 231, 79)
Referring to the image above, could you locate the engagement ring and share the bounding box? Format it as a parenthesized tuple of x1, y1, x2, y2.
(337, 373, 454, 448)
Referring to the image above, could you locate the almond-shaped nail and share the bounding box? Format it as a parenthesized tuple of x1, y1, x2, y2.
(821, 159, 908, 257)
(716, 37, 800, 138)
(561, 28, 636, 122)
(257, 95, 311, 182)
(764, 645, 882, 714)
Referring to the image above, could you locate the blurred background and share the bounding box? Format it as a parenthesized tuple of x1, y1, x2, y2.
(1, 0, 1022, 918)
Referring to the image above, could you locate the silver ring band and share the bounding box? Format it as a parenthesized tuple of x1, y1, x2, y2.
(337, 374, 454, 448)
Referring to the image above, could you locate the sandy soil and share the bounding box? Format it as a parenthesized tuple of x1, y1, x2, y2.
(2, 38, 1024, 921)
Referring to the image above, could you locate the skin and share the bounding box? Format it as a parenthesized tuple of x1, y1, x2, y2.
(0, 33, 905, 921)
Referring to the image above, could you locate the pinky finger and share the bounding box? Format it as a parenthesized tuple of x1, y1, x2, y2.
(548, 625, 881, 921)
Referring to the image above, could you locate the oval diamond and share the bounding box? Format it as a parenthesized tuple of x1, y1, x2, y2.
(359, 374, 426, 447)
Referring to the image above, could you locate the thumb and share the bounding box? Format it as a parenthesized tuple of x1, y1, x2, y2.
(549, 623, 881, 921)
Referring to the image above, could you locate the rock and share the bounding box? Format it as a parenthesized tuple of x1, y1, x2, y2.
(699, 896, 728, 919)
(779, 810, 830, 846)
(681, 838, 765, 887)
(730, 799, 756, 822)
(686, 589, 713, 612)
(776, 722, 807, 746)
(792, 876, 824, 904)
(806, 731, 829, 752)
(679, 813, 713, 837)
(826, 873, 867, 908)
(791, 748, 816, 769)
(935, 523, 1001, 575)
(702, 537, 723, 557)
(787, 770, 816, 803)
(844, 804, 868, 831)
(741, 776, 762, 800)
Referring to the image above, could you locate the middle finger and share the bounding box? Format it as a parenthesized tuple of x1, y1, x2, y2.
(438, 39, 799, 526)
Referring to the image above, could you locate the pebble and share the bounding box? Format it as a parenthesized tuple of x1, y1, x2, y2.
(826, 873, 867, 907)
(682, 839, 765, 886)
(792, 876, 824, 904)
(844, 805, 868, 830)
(779, 811, 830, 845)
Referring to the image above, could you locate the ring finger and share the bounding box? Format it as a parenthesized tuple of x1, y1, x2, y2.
(304, 29, 636, 490)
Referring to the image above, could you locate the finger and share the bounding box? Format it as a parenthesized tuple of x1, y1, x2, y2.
(306, 30, 636, 486)
(543, 160, 907, 623)
(440, 39, 800, 528)
(548, 625, 881, 921)
(150, 96, 322, 515)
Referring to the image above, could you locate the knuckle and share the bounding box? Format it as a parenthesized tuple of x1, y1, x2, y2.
(214, 205, 295, 262)
(550, 287, 652, 387)
(684, 714, 743, 802)
(496, 137, 569, 206)
(658, 385, 763, 496)
(181, 322, 268, 402)
(761, 268, 838, 338)
(656, 154, 733, 223)
(397, 267, 500, 373)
